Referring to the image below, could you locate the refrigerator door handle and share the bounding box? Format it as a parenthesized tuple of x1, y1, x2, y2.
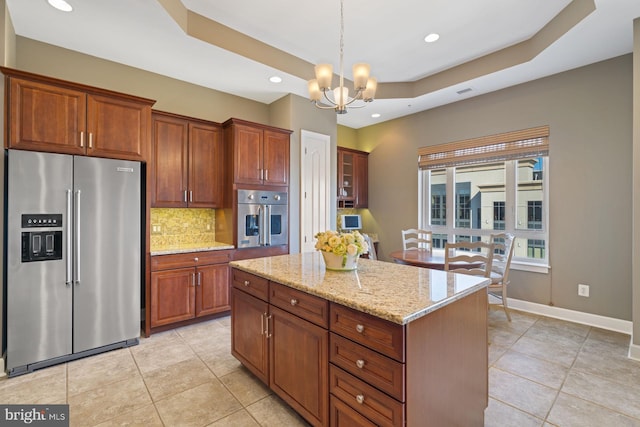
(66, 189, 73, 286)
(74, 189, 81, 285)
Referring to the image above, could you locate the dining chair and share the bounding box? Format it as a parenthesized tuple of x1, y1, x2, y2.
(444, 240, 495, 278)
(488, 232, 515, 321)
(401, 228, 433, 251)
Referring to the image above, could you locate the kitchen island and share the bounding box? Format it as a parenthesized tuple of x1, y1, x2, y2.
(230, 252, 490, 427)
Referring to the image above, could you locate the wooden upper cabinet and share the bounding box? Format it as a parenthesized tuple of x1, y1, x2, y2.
(151, 113, 189, 207)
(337, 147, 369, 208)
(151, 111, 224, 208)
(85, 93, 151, 160)
(224, 118, 292, 187)
(3, 67, 154, 161)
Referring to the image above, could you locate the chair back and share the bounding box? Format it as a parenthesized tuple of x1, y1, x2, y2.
(362, 233, 377, 260)
(401, 229, 433, 251)
(444, 240, 495, 278)
(490, 233, 515, 284)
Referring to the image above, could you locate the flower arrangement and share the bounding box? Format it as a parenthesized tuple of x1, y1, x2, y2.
(314, 230, 369, 268)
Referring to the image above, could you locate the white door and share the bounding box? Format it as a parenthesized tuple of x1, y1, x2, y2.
(300, 130, 331, 252)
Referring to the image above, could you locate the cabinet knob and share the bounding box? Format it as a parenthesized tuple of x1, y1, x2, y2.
(290, 298, 298, 306)
(356, 394, 365, 405)
(244, 280, 250, 286)
(356, 359, 365, 369)
(356, 324, 364, 333)
(194, 257, 199, 262)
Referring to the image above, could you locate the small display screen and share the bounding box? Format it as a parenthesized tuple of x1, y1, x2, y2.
(342, 214, 362, 230)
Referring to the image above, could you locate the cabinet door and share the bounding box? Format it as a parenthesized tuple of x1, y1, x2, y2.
(151, 114, 189, 207)
(150, 267, 196, 327)
(263, 130, 290, 186)
(189, 122, 224, 207)
(338, 150, 355, 203)
(354, 152, 368, 208)
(196, 264, 230, 317)
(8, 77, 86, 155)
(86, 93, 150, 161)
(270, 305, 329, 427)
(233, 125, 264, 185)
(231, 288, 269, 384)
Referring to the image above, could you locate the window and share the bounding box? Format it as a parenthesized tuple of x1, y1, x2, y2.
(418, 126, 549, 270)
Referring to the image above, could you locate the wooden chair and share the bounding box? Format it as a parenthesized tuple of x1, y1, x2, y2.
(488, 233, 515, 321)
(401, 229, 433, 251)
(444, 240, 495, 278)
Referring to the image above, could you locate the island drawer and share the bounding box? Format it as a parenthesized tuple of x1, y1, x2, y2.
(269, 282, 329, 328)
(231, 269, 269, 302)
(330, 395, 378, 427)
(330, 303, 405, 362)
(330, 333, 405, 402)
(151, 250, 232, 270)
(330, 365, 405, 427)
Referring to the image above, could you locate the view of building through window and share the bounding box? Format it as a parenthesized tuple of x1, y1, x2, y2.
(421, 157, 548, 265)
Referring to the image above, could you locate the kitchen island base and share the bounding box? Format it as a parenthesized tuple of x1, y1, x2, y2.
(230, 257, 488, 427)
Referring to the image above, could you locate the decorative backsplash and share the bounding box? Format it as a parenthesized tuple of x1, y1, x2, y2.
(150, 208, 217, 250)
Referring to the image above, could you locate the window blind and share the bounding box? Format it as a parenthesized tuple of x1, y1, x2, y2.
(418, 125, 549, 170)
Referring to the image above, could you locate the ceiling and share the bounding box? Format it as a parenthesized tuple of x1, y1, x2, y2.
(6, 0, 640, 128)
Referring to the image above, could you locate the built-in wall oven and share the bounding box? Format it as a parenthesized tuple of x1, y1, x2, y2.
(237, 189, 288, 248)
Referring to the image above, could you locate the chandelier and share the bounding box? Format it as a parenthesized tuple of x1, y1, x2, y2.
(307, 0, 377, 114)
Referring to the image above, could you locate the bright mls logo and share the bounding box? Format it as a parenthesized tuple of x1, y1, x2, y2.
(0, 405, 69, 426)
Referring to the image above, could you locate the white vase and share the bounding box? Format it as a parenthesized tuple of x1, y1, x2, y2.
(321, 251, 358, 271)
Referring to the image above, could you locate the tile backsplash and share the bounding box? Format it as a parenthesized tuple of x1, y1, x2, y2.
(150, 208, 216, 249)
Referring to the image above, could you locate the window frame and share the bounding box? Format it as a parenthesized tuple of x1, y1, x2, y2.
(419, 157, 549, 273)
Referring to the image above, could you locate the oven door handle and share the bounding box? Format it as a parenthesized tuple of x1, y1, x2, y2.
(265, 204, 272, 246)
(258, 205, 264, 246)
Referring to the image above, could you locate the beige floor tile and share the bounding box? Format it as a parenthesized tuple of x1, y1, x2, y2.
(245, 395, 311, 427)
(155, 380, 242, 427)
(142, 357, 215, 401)
(202, 347, 243, 378)
(494, 350, 569, 389)
(207, 409, 261, 426)
(489, 367, 558, 419)
(488, 342, 509, 366)
(489, 309, 539, 334)
(67, 348, 139, 396)
(219, 366, 271, 406)
(525, 317, 590, 347)
(484, 398, 544, 427)
(93, 404, 164, 427)
(547, 392, 640, 427)
(68, 375, 152, 427)
(0, 364, 67, 404)
(510, 335, 580, 368)
(561, 370, 640, 419)
(488, 326, 523, 348)
(131, 332, 197, 374)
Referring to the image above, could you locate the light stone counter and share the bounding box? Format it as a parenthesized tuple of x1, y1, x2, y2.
(150, 242, 234, 256)
(230, 252, 489, 325)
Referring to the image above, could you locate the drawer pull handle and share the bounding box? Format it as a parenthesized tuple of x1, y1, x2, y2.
(356, 394, 365, 405)
(356, 359, 365, 369)
(244, 280, 250, 286)
(290, 298, 298, 306)
(356, 324, 365, 333)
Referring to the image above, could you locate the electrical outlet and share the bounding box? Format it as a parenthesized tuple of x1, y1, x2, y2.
(578, 283, 590, 297)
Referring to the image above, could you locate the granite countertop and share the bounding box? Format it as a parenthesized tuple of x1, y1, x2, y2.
(151, 242, 234, 256)
(230, 252, 490, 325)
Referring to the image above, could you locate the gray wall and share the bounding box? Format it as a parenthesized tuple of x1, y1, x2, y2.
(632, 18, 640, 349)
(359, 54, 633, 321)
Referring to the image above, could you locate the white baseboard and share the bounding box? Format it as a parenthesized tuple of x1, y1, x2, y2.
(0, 357, 5, 378)
(507, 297, 633, 335)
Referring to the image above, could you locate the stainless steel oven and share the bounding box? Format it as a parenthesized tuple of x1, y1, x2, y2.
(237, 189, 288, 248)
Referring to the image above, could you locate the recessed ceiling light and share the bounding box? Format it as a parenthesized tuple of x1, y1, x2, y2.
(424, 33, 440, 43)
(47, 0, 73, 12)
(371, 113, 381, 118)
(269, 76, 282, 83)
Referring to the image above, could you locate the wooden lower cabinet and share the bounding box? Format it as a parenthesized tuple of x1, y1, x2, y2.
(231, 270, 329, 427)
(231, 268, 488, 427)
(150, 250, 232, 329)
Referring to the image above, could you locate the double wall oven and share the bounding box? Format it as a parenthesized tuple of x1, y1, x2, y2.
(237, 189, 288, 249)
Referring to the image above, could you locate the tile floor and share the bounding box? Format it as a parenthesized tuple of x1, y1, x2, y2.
(0, 309, 639, 426)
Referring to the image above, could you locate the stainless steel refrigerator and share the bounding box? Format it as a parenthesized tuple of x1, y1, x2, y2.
(5, 149, 141, 376)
